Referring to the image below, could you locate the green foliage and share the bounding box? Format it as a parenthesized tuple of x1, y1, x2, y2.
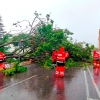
(32, 19, 94, 68)
(12, 61, 19, 69)
(2, 67, 15, 76)
(65, 58, 84, 68)
(0, 33, 12, 54)
(16, 66, 27, 73)
(63, 41, 94, 62)
(38, 56, 51, 65)
(44, 58, 52, 69)
(2, 61, 27, 76)
(33, 23, 69, 58)
(26, 54, 31, 57)
(6, 58, 17, 63)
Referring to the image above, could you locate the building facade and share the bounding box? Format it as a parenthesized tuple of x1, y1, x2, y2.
(98, 29, 100, 50)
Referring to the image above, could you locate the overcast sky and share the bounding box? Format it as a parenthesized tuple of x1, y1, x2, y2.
(0, 0, 100, 47)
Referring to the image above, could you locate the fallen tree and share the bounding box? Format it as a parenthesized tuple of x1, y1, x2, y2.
(0, 11, 95, 68)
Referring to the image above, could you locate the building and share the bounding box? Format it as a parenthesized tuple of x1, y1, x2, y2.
(98, 29, 100, 50)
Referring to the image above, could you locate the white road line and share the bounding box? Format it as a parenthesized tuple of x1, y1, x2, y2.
(1, 75, 37, 90)
(84, 70, 90, 100)
(87, 66, 100, 98)
(84, 70, 98, 100)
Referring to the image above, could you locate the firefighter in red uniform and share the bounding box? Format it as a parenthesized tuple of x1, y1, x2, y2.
(93, 50, 100, 68)
(55, 46, 69, 77)
(0, 52, 6, 62)
(0, 52, 6, 70)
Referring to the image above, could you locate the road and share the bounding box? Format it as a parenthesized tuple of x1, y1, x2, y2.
(0, 63, 100, 100)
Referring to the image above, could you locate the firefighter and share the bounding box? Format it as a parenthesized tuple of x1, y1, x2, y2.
(93, 50, 100, 68)
(55, 46, 69, 77)
(0, 52, 6, 62)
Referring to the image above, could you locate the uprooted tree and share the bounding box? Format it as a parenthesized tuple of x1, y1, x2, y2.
(0, 11, 95, 68)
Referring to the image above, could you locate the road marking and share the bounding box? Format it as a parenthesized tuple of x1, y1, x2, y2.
(84, 70, 99, 100)
(1, 75, 37, 90)
(87, 66, 100, 98)
(84, 70, 90, 100)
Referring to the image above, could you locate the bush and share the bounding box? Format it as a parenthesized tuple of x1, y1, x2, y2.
(2, 67, 15, 76)
(44, 58, 52, 66)
(2, 61, 27, 76)
(65, 58, 83, 68)
(16, 66, 27, 73)
(12, 61, 27, 73)
(7, 58, 18, 63)
(38, 58, 52, 69)
(12, 61, 19, 70)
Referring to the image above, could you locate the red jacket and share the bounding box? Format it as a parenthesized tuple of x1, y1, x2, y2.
(56, 47, 69, 62)
(51, 50, 57, 62)
(0, 52, 5, 61)
(93, 50, 99, 59)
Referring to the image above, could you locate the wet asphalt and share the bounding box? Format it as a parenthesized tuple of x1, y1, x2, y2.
(0, 63, 100, 100)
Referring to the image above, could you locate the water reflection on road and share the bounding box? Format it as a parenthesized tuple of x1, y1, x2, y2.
(0, 72, 5, 90)
(93, 67, 100, 85)
(52, 77, 66, 100)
